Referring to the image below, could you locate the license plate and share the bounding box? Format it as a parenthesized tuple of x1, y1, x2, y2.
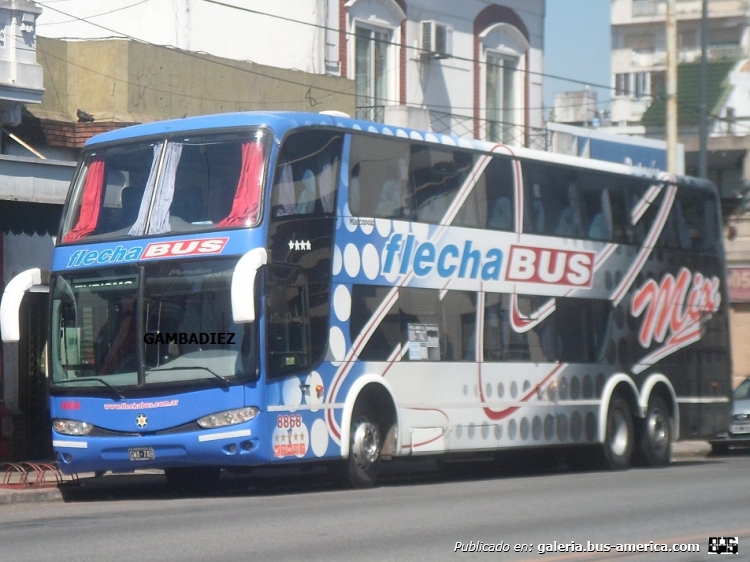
(731, 423, 750, 435)
(128, 447, 155, 461)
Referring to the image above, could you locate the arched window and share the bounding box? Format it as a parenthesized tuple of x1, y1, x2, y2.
(354, 23, 391, 122)
(474, 7, 529, 145)
(346, 0, 406, 122)
(485, 51, 520, 143)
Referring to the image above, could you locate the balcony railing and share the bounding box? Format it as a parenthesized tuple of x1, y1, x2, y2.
(355, 105, 385, 123)
(705, 44, 746, 59)
(633, 0, 662, 17)
(632, 0, 750, 18)
(428, 109, 548, 150)
(631, 44, 746, 67)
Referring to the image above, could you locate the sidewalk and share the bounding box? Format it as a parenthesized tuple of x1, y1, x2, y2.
(0, 441, 714, 506)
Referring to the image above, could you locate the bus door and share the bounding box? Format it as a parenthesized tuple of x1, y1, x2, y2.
(266, 129, 343, 387)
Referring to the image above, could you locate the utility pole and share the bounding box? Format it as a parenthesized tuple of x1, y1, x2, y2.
(699, 0, 709, 178)
(666, 0, 678, 174)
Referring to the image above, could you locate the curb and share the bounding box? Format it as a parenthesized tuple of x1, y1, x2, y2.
(672, 440, 712, 458)
(0, 487, 63, 506)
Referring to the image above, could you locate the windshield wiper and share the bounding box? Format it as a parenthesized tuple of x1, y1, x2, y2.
(56, 377, 125, 399)
(144, 366, 230, 387)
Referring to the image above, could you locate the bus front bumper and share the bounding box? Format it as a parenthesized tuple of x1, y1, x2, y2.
(52, 426, 263, 474)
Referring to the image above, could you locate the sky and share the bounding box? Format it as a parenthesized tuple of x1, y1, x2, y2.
(543, 1, 612, 118)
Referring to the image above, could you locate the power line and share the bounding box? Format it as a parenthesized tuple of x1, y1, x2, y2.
(37, 0, 617, 98)
(35, 44, 341, 108)
(36, 38, 616, 116)
(35, 0, 619, 117)
(35, 1, 361, 100)
(36, 0, 150, 27)
(202, 0, 617, 93)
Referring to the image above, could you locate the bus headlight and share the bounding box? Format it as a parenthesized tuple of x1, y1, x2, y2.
(197, 407, 259, 429)
(52, 419, 93, 435)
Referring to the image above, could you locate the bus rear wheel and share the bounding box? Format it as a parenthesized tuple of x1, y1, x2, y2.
(602, 396, 634, 470)
(336, 401, 382, 488)
(638, 395, 672, 467)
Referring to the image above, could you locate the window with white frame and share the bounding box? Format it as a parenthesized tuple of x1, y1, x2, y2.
(486, 53, 518, 143)
(614, 71, 652, 99)
(355, 25, 391, 123)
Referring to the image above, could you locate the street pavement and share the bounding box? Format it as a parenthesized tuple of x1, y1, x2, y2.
(0, 440, 714, 506)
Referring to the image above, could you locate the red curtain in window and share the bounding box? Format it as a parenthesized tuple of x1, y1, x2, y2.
(218, 140, 264, 227)
(63, 158, 106, 242)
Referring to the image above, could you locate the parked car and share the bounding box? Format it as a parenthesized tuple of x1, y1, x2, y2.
(710, 376, 750, 454)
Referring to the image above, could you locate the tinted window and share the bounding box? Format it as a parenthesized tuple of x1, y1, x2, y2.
(453, 156, 515, 231)
(348, 135, 412, 219)
(349, 135, 476, 224)
(411, 145, 474, 224)
(266, 265, 310, 376)
(628, 180, 667, 245)
(521, 162, 667, 244)
(271, 131, 342, 218)
(350, 285, 477, 361)
(483, 293, 610, 363)
(61, 143, 157, 242)
(657, 186, 720, 253)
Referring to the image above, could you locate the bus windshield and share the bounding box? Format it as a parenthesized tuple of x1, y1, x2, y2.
(61, 129, 268, 243)
(50, 259, 256, 390)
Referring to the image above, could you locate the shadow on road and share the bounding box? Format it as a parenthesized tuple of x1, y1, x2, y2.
(55, 444, 731, 503)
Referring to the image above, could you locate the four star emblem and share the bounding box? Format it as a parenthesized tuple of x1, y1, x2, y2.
(287, 239, 311, 251)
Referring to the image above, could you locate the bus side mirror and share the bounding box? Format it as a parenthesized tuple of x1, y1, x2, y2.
(1, 268, 44, 342)
(231, 248, 267, 323)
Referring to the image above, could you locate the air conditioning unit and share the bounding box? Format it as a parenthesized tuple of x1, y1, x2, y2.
(421, 21, 453, 59)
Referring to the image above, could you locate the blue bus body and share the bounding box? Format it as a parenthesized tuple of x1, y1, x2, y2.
(0, 111, 729, 482)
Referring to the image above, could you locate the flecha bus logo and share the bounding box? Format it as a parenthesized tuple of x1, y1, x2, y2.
(142, 238, 228, 259)
(630, 267, 721, 349)
(66, 238, 230, 268)
(505, 245, 595, 288)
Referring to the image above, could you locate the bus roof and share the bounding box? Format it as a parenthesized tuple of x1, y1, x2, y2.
(84, 111, 715, 193)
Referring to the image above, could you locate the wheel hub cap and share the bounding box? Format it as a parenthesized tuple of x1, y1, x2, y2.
(648, 408, 668, 452)
(610, 410, 629, 457)
(352, 419, 380, 469)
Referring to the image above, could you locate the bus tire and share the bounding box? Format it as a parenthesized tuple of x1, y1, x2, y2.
(602, 396, 634, 470)
(638, 395, 672, 467)
(165, 466, 221, 495)
(341, 400, 382, 488)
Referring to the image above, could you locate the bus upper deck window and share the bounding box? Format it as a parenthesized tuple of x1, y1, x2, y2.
(295, 170, 317, 214)
(63, 157, 107, 242)
(271, 131, 342, 220)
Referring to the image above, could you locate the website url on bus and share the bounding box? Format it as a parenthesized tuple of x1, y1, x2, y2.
(103, 400, 179, 410)
(453, 540, 701, 554)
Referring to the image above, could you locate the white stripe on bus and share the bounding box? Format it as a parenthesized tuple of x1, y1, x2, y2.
(197, 429, 252, 442)
(52, 440, 88, 449)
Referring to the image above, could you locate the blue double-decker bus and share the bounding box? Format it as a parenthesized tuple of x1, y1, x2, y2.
(0, 111, 732, 489)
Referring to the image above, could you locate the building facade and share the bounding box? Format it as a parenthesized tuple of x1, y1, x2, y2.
(35, 0, 546, 146)
(611, 0, 750, 126)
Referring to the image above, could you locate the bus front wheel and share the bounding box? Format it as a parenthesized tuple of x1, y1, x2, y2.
(337, 401, 382, 488)
(602, 396, 634, 470)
